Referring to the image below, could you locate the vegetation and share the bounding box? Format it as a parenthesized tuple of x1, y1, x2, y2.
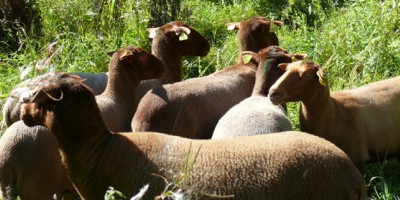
(1, 0, 400, 198)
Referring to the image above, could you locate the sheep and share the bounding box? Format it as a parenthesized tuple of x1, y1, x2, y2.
(211, 47, 306, 139)
(131, 16, 284, 139)
(19, 72, 366, 200)
(268, 60, 400, 171)
(0, 46, 164, 200)
(226, 16, 283, 64)
(0, 121, 79, 200)
(95, 46, 164, 132)
(2, 72, 108, 127)
(134, 21, 210, 108)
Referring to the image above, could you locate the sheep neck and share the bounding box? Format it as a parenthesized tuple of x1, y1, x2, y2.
(252, 58, 278, 96)
(299, 84, 336, 136)
(102, 59, 139, 106)
(152, 34, 183, 83)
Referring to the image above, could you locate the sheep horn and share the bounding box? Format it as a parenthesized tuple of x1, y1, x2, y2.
(41, 89, 64, 101)
(176, 26, 191, 35)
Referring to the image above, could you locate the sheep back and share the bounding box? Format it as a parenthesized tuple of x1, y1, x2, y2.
(212, 96, 292, 139)
(0, 121, 78, 200)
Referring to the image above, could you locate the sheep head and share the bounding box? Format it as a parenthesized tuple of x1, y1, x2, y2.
(269, 61, 328, 105)
(148, 21, 210, 57)
(19, 72, 95, 128)
(242, 46, 307, 96)
(109, 46, 165, 80)
(226, 16, 283, 55)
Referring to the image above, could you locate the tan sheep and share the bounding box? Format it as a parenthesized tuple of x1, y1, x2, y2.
(131, 17, 284, 139)
(0, 46, 164, 200)
(20, 72, 366, 200)
(0, 121, 79, 200)
(269, 60, 400, 170)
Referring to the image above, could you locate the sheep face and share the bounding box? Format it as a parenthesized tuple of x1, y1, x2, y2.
(149, 21, 210, 57)
(111, 46, 165, 80)
(227, 16, 283, 54)
(269, 61, 327, 105)
(241, 46, 307, 96)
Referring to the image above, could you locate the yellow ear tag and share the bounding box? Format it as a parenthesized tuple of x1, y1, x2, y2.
(319, 78, 327, 87)
(318, 73, 327, 87)
(119, 49, 132, 61)
(242, 54, 253, 64)
(179, 32, 188, 41)
(269, 22, 279, 32)
(291, 56, 298, 62)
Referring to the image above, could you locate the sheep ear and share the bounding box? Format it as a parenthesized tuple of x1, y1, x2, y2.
(314, 66, 327, 87)
(147, 28, 159, 39)
(278, 63, 289, 71)
(119, 49, 134, 61)
(226, 22, 240, 31)
(107, 51, 116, 56)
(291, 54, 308, 61)
(241, 51, 257, 64)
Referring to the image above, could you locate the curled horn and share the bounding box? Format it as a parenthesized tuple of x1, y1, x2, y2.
(175, 26, 191, 35)
(41, 89, 64, 101)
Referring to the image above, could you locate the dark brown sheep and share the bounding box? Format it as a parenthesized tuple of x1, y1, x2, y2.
(0, 46, 164, 200)
(2, 72, 108, 127)
(269, 60, 400, 170)
(19, 72, 366, 200)
(226, 16, 283, 63)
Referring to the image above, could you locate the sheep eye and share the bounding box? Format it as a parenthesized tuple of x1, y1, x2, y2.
(304, 74, 312, 79)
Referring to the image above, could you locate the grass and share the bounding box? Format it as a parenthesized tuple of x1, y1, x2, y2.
(1, 0, 400, 198)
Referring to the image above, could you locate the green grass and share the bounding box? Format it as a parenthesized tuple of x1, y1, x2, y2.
(1, 0, 400, 198)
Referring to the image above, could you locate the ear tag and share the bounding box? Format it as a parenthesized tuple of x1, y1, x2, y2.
(269, 22, 279, 32)
(242, 54, 253, 64)
(291, 56, 298, 62)
(179, 32, 188, 41)
(227, 24, 236, 30)
(318, 73, 327, 87)
(119, 49, 132, 61)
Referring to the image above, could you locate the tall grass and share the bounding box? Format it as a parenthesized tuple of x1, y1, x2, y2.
(1, 0, 400, 198)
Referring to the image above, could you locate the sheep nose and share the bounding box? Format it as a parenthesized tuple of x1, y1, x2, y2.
(269, 90, 284, 105)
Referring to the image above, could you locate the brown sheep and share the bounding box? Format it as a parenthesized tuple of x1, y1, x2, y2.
(269, 60, 400, 170)
(0, 46, 164, 200)
(226, 16, 283, 64)
(211, 47, 306, 139)
(19, 72, 366, 200)
(131, 16, 284, 139)
(134, 21, 210, 109)
(96, 46, 164, 132)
